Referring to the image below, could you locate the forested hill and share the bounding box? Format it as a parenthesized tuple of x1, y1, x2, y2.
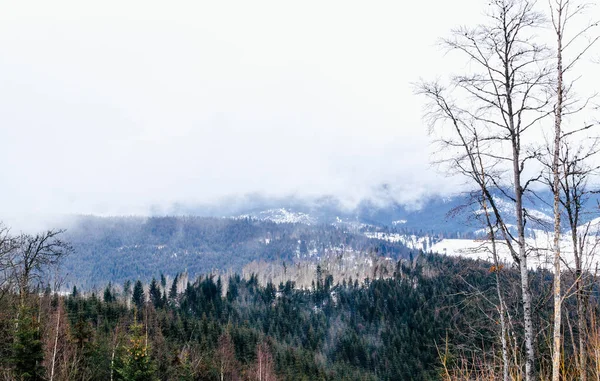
(62, 216, 410, 289)
(3, 253, 552, 381)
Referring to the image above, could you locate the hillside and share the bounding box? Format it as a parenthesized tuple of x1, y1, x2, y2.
(62, 215, 410, 289)
(60, 190, 600, 290)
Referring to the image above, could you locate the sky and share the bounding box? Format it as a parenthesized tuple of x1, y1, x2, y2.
(0, 0, 596, 224)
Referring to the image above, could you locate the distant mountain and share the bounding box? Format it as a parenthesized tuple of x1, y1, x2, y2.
(62, 215, 410, 289)
(215, 191, 568, 238)
(59, 190, 600, 289)
(219, 189, 599, 237)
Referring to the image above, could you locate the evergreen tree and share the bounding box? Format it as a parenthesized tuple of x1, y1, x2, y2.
(12, 307, 45, 381)
(149, 278, 162, 308)
(116, 321, 157, 381)
(160, 273, 167, 289)
(132, 280, 145, 309)
(104, 282, 115, 303)
(169, 274, 178, 301)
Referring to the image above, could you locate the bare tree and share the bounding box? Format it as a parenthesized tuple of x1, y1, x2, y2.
(545, 0, 599, 378)
(417, 82, 517, 380)
(417, 1, 554, 379)
(8, 229, 72, 306)
(253, 340, 277, 381)
(0, 223, 18, 301)
(553, 140, 600, 380)
(216, 329, 239, 381)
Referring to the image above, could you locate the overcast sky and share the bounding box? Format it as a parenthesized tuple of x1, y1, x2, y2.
(2, 0, 594, 222)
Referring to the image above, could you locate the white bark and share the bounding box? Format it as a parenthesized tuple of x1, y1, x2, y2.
(551, 4, 564, 379)
(50, 301, 61, 381)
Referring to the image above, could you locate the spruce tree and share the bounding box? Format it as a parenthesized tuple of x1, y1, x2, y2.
(12, 307, 45, 381)
(117, 321, 156, 381)
(132, 280, 145, 309)
(149, 278, 161, 308)
(104, 282, 115, 303)
(169, 274, 178, 301)
(160, 273, 166, 289)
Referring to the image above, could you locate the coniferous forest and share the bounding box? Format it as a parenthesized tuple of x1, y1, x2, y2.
(2, 221, 600, 381)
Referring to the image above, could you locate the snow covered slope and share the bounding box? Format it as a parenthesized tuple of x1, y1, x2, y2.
(237, 208, 316, 225)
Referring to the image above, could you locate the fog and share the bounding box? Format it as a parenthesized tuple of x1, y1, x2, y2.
(2, 0, 593, 229)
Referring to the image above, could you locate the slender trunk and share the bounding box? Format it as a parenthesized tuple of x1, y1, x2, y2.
(110, 345, 117, 381)
(259, 349, 262, 381)
(18, 272, 30, 318)
(564, 145, 586, 380)
(511, 118, 535, 381)
(578, 284, 587, 381)
(495, 245, 510, 381)
(480, 181, 510, 381)
(552, 6, 564, 380)
(50, 300, 61, 381)
(145, 306, 148, 349)
(568, 313, 578, 362)
(574, 229, 587, 381)
(502, 18, 535, 375)
(110, 326, 119, 381)
(504, 301, 520, 375)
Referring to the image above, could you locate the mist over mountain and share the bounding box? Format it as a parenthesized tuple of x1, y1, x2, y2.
(55, 186, 600, 290)
(152, 187, 593, 235)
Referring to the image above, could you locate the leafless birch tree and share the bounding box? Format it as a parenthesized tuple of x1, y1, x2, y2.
(417, 1, 554, 379)
(545, 0, 599, 379)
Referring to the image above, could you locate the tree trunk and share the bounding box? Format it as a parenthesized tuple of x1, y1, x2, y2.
(574, 229, 586, 381)
(551, 5, 564, 380)
(50, 300, 61, 381)
(509, 94, 535, 381)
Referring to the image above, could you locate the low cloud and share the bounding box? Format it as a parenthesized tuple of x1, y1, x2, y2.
(0, 0, 480, 228)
